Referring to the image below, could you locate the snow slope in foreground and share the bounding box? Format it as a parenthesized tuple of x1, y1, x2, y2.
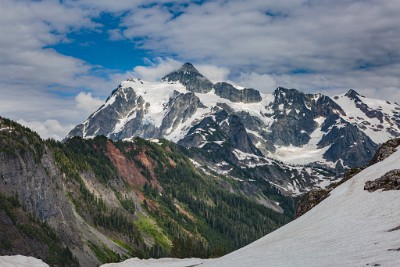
(0, 255, 48, 267)
(103, 146, 400, 267)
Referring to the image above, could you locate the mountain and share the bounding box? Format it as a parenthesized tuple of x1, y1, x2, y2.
(67, 63, 400, 195)
(4, 138, 400, 267)
(100, 137, 400, 267)
(0, 116, 290, 266)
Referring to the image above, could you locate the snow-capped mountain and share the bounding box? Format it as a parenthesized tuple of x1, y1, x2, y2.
(102, 139, 400, 267)
(67, 63, 400, 195)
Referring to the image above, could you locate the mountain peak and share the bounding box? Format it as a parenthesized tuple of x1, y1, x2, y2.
(162, 63, 213, 93)
(345, 89, 360, 99)
(179, 62, 199, 73)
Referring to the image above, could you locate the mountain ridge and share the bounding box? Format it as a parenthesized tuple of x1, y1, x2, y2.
(66, 63, 400, 196)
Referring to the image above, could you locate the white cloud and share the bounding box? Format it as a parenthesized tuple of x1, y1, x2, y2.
(75, 92, 104, 114)
(131, 58, 183, 81)
(196, 65, 230, 83)
(17, 119, 74, 141)
(115, 0, 400, 102)
(236, 72, 277, 93)
(108, 28, 125, 41)
(0, 0, 109, 140)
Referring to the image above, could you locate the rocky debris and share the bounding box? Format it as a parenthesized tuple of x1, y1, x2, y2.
(295, 189, 330, 218)
(364, 169, 400, 192)
(369, 138, 400, 165)
(213, 82, 262, 103)
(162, 62, 214, 93)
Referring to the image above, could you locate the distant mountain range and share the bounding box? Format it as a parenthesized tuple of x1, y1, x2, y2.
(67, 63, 400, 195)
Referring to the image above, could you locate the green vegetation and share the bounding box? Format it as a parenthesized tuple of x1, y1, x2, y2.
(0, 117, 43, 162)
(87, 241, 124, 264)
(135, 214, 171, 250)
(115, 138, 291, 258)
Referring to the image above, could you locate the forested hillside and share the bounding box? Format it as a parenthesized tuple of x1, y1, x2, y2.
(0, 116, 290, 266)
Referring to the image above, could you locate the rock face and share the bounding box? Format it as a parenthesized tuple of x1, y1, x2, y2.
(0, 141, 80, 248)
(266, 87, 346, 147)
(213, 82, 262, 103)
(364, 169, 400, 192)
(159, 92, 206, 136)
(369, 138, 400, 165)
(318, 117, 378, 167)
(179, 107, 262, 156)
(162, 63, 213, 93)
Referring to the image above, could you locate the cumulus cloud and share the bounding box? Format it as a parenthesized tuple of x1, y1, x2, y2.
(75, 92, 104, 114)
(0, 0, 109, 139)
(17, 119, 74, 141)
(115, 0, 400, 101)
(132, 58, 183, 81)
(237, 72, 277, 93)
(196, 65, 230, 83)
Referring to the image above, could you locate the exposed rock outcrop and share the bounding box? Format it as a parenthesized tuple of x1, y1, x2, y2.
(295, 189, 330, 218)
(369, 138, 400, 165)
(160, 92, 206, 136)
(364, 169, 400, 192)
(213, 82, 262, 103)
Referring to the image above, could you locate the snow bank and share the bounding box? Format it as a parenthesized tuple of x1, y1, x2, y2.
(0, 255, 49, 267)
(202, 147, 400, 267)
(102, 257, 210, 267)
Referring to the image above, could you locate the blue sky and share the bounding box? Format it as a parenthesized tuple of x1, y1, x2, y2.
(50, 12, 148, 71)
(1, 0, 400, 139)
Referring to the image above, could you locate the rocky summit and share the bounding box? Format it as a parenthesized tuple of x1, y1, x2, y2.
(67, 63, 400, 195)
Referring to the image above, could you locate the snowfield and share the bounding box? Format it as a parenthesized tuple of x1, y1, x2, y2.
(102, 144, 400, 267)
(0, 255, 49, 267)
(102, 258, 210, 267)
